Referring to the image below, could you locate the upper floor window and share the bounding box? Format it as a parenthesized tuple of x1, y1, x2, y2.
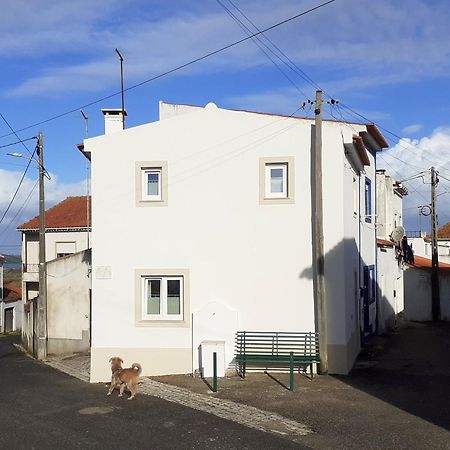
(259, 157, 295, 205)
(135, 161, 168, 207)
(265, 163, 288, 198)
(142, 168, 162, 201)
(365, 178, 372, 223)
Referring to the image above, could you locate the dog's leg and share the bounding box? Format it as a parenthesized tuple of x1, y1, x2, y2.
(128, 381, 137, 400)
(107, 377, 116, 396)
(118, 382, 126, 397)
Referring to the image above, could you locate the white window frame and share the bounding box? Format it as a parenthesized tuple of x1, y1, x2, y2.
(141, 276, 184, 321)
(265, 163, 288, 199)
(142, 168, 162, 201)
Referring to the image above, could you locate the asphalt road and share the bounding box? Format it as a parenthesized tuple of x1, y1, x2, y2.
(0, 336, 306, 450)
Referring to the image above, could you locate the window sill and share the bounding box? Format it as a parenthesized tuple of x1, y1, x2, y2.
(135, 318, 189, 328)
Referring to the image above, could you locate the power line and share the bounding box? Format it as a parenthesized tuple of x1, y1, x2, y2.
(0, 0, 337, 140)
(0, 113, 36, 157)
(215, 0, 309, 100)
(0, 137, 37, 149)
(218, 3, 447, 174)
(0, 180, 38, 241)
(223, 0, 322, 90)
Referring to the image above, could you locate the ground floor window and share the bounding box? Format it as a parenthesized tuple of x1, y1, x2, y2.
(142, 276, 183, 320)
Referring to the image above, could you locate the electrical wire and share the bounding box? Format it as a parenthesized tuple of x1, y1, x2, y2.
(0, 0, 337, 140)
(215, 0, 309, 100)
(0, 180, 38, 241)
(0, 147, 36, 227)
(0, 137, 37, 149)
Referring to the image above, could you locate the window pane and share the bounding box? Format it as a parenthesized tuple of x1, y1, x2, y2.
(270, 168, 284, 193)
(147, 279, 160, 314)
(167, 280, 181, 315)
(147, 172, 160, 196)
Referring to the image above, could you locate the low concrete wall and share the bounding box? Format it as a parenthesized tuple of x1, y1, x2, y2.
(404, 267, 450, 321)
(47, 249, 91, 355)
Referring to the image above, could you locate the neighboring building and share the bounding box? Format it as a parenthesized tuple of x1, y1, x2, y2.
(17, 196, 91, 355)
(375, 170, 408, 333)
(403, 256, 450, 321)
(1, 284, 22, 333)
(0, 254, 3, 303)
(81, 102, 389, 382)
(0, 255, 23, 333)
(407, 222, 450, 265)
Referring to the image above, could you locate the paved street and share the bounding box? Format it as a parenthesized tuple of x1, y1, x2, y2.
(0, 335, 306, 450)
(3, 322, 450, 449)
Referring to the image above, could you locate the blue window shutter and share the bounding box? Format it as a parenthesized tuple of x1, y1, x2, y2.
(365, 178, 372, 223)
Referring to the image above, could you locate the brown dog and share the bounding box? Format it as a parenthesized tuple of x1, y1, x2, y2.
(107, 357, 142, 400)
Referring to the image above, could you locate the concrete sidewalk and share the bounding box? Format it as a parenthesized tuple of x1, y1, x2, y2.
(45, 353, 312, 442)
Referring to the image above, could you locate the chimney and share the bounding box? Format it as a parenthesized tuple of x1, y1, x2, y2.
(101, 109, 127, 134)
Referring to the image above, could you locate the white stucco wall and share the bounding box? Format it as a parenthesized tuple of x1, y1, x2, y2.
(377, 246, 403, 332)
(87, 103, 379, 381)
(23, 230, 89, 266)
(47, 249, 91, 354)
(404, 268, 450, 321)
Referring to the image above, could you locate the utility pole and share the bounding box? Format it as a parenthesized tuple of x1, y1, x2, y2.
(115, 48, 125, 129)
(313, 90, 328, 373)
(37, 131, 48, 360)
(431, 166, 440, 321)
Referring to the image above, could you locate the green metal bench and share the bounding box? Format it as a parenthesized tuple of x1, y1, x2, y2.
(235, 331, 320, 391)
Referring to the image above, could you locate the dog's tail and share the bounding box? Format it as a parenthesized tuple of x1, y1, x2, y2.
(132, 363, 142, 375)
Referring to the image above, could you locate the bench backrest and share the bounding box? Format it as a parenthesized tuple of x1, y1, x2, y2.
(235, 331, 319, 357)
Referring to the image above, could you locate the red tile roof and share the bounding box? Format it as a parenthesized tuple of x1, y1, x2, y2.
(407, 255, 450, 271)
(377, 238, 395, 247)
(17, 196, 91, 231)
(438, 222, 450, 239)
(353, 135, 371, 166)
(3, 284, 22, 303)
(366, 124, 389, 148)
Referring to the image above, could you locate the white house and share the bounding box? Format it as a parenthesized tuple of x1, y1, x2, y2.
(375, 170, 407, 333)
(18, 196, 91, 355)
(407, 223, 450, 265)
(0, 254, 23, 333)
(82, 102, 389, 382)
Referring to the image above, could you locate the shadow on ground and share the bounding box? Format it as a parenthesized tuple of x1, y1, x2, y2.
(153, 321, 450, 450)
(337, 320, 450, 432)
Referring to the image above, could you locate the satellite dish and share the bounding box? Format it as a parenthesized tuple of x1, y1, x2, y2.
(391, 226, 405, 243)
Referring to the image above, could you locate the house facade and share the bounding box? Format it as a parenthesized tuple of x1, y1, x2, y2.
(375, 170, 407, 333)
(18, 196, 91, 355)
(0, 254, 23, 333)
(407, 223, 450, 265)
(83, 102, 388, 382)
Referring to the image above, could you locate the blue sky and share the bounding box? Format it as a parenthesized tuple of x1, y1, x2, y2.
(1, 0, 449, 252)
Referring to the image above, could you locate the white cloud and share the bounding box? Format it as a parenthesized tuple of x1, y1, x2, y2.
(402, 124, 424, 135)
(378, 127, 450, 230)
(4, 0, 450, 97)
(0, 168, 86, 245)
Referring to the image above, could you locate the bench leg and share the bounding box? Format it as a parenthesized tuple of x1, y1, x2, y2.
(310, 363, 314, 380)
(290, 352, 294, 392)
(243, 361, 246, 379)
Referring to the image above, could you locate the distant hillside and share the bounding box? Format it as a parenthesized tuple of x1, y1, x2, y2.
(2, 254, 21, 264)
(4, 269, 21, 288)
